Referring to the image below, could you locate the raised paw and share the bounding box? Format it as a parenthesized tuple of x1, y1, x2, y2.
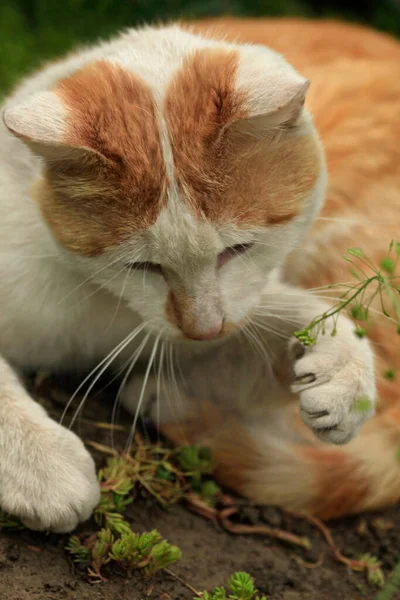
(0, 419, 100, 532)
(289, 335, 375, 445)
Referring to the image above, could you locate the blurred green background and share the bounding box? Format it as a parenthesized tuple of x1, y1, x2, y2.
(1, 0, 400, 96)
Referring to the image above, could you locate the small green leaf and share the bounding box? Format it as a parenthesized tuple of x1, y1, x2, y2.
(229, 572, 256, 599)
(200, 480, 221, 505)
(354, 398, 373, 414)
(396, 242, 400, 257)
(347, 248, 365, 258)
(359, 554, 385, 588)
(354, 325, 368, 338)
(293, 329, 316, 346)
(384, 368, 396, 381)
(389, 240, 394, 253)
(381, 258, 395, 275)
(350, 268, 362, 280)
(351, 305, 363, 320)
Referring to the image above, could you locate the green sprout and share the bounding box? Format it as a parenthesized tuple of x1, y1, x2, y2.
(1, 438, 220, 582)
(0, 512, 24, 530)
(353, 397, 373, 414)
(384, 368, 396, 381)
(376, 560, 400, 600)
(197, 572, 267, 600)
(65, 439, 220, 580)
(294, 241, 400, 346)
(355, 554, 385, 588)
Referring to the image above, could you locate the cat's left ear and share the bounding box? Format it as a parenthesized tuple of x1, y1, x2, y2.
(235, 46, 310, 128)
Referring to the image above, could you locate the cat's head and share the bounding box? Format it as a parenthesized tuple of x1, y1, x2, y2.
(4, 25, 325, 341)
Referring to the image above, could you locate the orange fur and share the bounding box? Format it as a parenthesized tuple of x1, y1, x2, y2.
(38, 61, 166, 255)
(161, 18, 400, 519)
(164, 47, 320, 226)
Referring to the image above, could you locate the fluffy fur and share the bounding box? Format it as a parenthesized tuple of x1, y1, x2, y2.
(0, 18, 398, 531)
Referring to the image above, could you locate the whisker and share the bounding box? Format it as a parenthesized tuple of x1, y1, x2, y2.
(243, 321, 272, 369)
(164, 340, 189, 445)
(60, 322, 148, 428)
(106, 267, 131, 332)
(316, 216, 400, 224)
(57, 246, 146, 305)
(252, 317, 291, 341)
(125, 332, 161, 450)
(57, 254, 126, 304)
(169, 344, 183, 413)
(110, 331, 151, 448)
(155, 340, 166, 444)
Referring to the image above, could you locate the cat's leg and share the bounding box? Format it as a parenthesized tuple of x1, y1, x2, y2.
(0, 356, 100, 532)
(257, 280, 376, 444)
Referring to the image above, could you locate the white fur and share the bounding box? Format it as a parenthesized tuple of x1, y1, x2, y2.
(4, 91, 67, 144)
(0, 24, 375, 531)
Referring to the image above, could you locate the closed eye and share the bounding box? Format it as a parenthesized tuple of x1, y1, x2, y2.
(218, 242, 253, 268)
(124, 261, 162, 274)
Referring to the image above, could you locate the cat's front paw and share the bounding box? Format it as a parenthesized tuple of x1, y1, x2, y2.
(0, 419, 100, 532)
(289, 334, 375, 444)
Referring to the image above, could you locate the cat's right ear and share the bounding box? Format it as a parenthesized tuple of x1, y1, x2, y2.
(3, 92, 95, 162)
(3, 92, 69, 157)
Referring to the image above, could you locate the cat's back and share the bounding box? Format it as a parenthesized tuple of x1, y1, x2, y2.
(192, 18, 400, 65)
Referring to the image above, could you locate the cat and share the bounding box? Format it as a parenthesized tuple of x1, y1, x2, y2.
(0, 17, 398, 533)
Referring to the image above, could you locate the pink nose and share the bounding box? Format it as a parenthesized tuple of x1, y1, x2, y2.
(184, 322, 223, 341)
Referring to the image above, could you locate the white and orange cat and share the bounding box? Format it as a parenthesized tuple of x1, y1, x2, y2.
(1, 17, 399, 533)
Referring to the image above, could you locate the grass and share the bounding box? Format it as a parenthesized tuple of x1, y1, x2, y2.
(294, 241, 400, 346)
(376, 560, 400, 600)
(1, 1, 400, 98)
(0, 437, 220, 582)
(0, 434, 390, 591)
(66, 438, 220, 580)
(197, 571, 267, 600)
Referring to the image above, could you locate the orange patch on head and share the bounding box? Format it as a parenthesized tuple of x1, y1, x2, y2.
(37, 61, 166, 255)
(165, 48, 320, 227)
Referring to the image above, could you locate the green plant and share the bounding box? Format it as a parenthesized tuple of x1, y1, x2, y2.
(0, 512, 24, 530)
(355, 554, 385, 589)
(0, 438, 220, 581)
(67, 528, 181, 580)
(294, 242, 400, 346)
(376, 559, 400, 600)
(65, 439, 222, 580)
(197, 572, 267, 600)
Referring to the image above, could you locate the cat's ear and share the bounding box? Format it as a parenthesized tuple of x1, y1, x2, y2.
(3, 92, 67, 154)
(3, 91, 94, 162)
(235, 47, 310, 128)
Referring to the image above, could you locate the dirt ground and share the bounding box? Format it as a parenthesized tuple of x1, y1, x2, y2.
(0, 374, 399, 600)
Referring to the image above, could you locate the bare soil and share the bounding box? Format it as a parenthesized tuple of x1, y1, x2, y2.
(0, 374, 398, 600)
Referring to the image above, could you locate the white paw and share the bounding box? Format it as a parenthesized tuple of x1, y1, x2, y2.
(289, 333, 375, 445)
(0, 419, 100, 533)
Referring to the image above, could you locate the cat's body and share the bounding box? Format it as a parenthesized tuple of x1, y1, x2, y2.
(0, 18, 398, 532)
